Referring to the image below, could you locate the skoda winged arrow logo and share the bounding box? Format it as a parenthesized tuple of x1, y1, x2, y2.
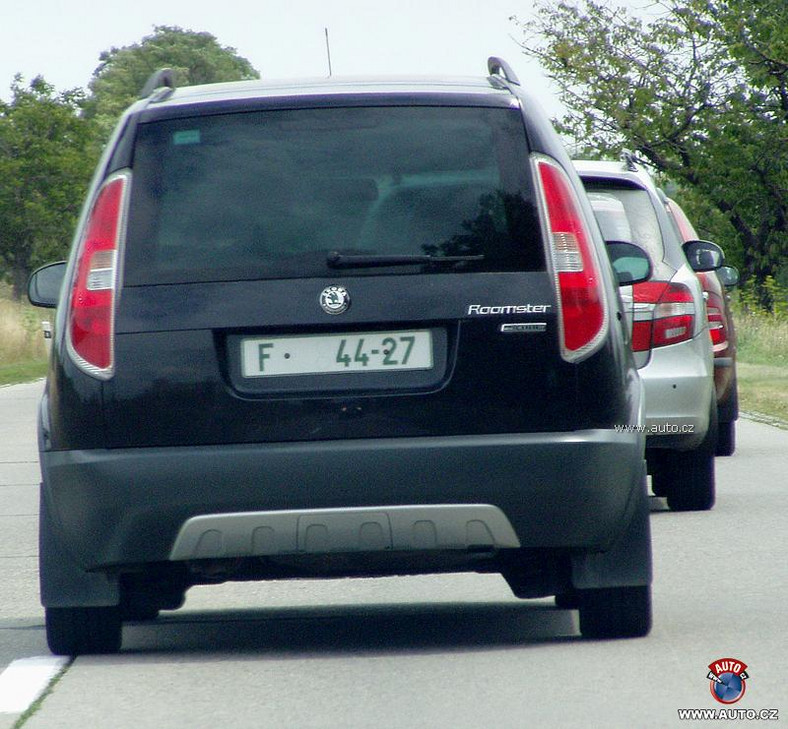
(319, 285, 350, 315)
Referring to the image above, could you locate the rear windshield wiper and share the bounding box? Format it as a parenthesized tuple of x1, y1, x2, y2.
(326, 252, 485, 269)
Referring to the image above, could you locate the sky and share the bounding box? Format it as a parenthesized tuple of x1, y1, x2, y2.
(0, 0, 566, 115)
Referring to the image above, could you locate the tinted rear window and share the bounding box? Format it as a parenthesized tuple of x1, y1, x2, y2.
(124, 106, 543, 284)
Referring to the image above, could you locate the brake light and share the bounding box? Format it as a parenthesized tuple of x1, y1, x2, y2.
(631, 281, 695, 351)
(535, 157, 607, 361)
(705, 296, 727, 347)
(67, 173, 128, 378)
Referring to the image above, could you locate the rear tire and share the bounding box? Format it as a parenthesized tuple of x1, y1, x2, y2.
(654, 396, 717, 511)
(578, 585, 652, 639)
(664, 449, 715, 511)
(46, 606, 122, 655)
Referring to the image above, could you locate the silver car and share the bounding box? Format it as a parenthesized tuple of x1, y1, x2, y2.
(575, 159, 723, 511)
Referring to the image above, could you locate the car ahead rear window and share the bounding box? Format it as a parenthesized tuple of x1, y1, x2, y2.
(584, 183, 664, 264)
(123, 106, 543, 284)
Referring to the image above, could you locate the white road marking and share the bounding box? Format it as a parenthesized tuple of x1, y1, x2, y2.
(0, 656, 69, 714)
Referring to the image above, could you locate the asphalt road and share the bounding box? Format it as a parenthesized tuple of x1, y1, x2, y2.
(1, 380, 785, 728)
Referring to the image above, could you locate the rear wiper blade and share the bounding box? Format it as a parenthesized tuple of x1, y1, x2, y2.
(326, 252, 484, 269)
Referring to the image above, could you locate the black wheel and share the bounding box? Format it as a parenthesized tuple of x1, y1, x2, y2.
(660, 397, 717, 511)
(46, 606, 122, 655)
(664, 449, 715, 511)
(578, 585, 652, 639)
(716, 419, 736, 457)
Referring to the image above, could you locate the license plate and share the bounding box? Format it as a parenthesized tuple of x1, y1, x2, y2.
(241, 330, 433, 377)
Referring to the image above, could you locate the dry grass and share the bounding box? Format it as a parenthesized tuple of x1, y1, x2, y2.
(0, 283, 50, 385)
(737, 363, 788, 425)
(735, 312, 788, 367)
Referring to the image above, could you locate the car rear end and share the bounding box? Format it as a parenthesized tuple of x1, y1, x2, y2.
(576, 160, 718, 511)
(35, 73, 651, 652)
(664, 197, 739, 456)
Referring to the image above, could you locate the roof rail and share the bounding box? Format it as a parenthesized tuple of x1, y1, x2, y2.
(622, 151, 641, 172)
(139, 68, 176, 100)
(487, 57, 521, 86)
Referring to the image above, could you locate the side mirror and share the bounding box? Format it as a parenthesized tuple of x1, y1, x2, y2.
(717, 265, 740, 289)
(683, 239, 724, 272)
(28, 261, 67, 308)
(605, 241, 652, 286)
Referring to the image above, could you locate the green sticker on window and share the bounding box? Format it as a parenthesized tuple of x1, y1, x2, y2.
(173, 130, 201, 146)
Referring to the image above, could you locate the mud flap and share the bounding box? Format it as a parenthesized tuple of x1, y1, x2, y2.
(570, 462, 652, 590)
(39, 485, 120, 608)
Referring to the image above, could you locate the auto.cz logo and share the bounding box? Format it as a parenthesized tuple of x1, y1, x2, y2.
(675, 658, 780, 722)
(707, 658, 749, 704)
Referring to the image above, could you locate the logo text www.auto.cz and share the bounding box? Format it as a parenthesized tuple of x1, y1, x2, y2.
(677, 708, 779, 721)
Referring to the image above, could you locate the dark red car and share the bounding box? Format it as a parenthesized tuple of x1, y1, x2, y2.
(664, 197, 739, 456)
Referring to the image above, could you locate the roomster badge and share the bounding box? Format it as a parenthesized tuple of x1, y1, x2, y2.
(319, 285, 350, 315)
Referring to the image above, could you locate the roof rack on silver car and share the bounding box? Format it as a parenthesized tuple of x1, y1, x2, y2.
(487, 57, 521, 86)
(140, 68, 176, 101)
(623, 151, 642, 172)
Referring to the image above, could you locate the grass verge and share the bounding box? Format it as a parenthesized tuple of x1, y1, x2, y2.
(732, 301, 788, 426)
(0, 359, 49, 387)
(736, 362, 788, 427)
(1, 285, 49, 386)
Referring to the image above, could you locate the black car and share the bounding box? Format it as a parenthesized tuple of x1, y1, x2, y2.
(28, 59, 653, 654)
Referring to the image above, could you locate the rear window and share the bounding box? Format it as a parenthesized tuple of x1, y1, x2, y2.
(584, 184, 665, 264)
(124, 106, 543, 284)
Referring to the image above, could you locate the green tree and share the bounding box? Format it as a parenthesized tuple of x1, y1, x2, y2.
(0, 76, 97, 298)
(85, 25, 260, 141)
(513, 0, 788, 293)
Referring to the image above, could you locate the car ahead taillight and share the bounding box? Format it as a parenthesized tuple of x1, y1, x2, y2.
(704, 293, 727, 348)
(67, 173, 128, 378)
(631, 281, 695, 351)
(535, 157, 608, 362)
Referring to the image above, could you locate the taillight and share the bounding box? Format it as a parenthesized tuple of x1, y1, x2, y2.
(631, 281, 695, 352)
(535, 157, 608, 361)
(67, 173, 128, 378)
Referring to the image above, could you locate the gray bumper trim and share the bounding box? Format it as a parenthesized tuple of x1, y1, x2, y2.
(169, 504, 521, 561)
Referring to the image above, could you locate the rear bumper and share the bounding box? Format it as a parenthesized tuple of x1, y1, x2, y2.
(41, 429, 645, 571)
(641, 334, 714, 449)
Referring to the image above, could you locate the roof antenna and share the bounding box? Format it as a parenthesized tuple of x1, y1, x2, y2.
(325, 28, 333, 77)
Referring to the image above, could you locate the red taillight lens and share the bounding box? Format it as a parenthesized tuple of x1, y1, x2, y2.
(68, 173, 128, 377)
(704, 292, 727, 348)
(535, 157, 607, 361)
(631, 280, 695, 351)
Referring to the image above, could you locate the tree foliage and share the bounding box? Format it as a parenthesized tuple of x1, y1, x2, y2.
(0, 77, 97, 298)
(513, 0, 788, 290)
(0, 27, 261, 299)
(84, 25, 260, 141)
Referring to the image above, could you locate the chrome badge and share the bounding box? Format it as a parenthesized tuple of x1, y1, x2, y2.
(319, 285, 350, 315)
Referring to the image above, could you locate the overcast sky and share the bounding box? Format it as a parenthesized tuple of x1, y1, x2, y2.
(1, 0, 569, 114)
